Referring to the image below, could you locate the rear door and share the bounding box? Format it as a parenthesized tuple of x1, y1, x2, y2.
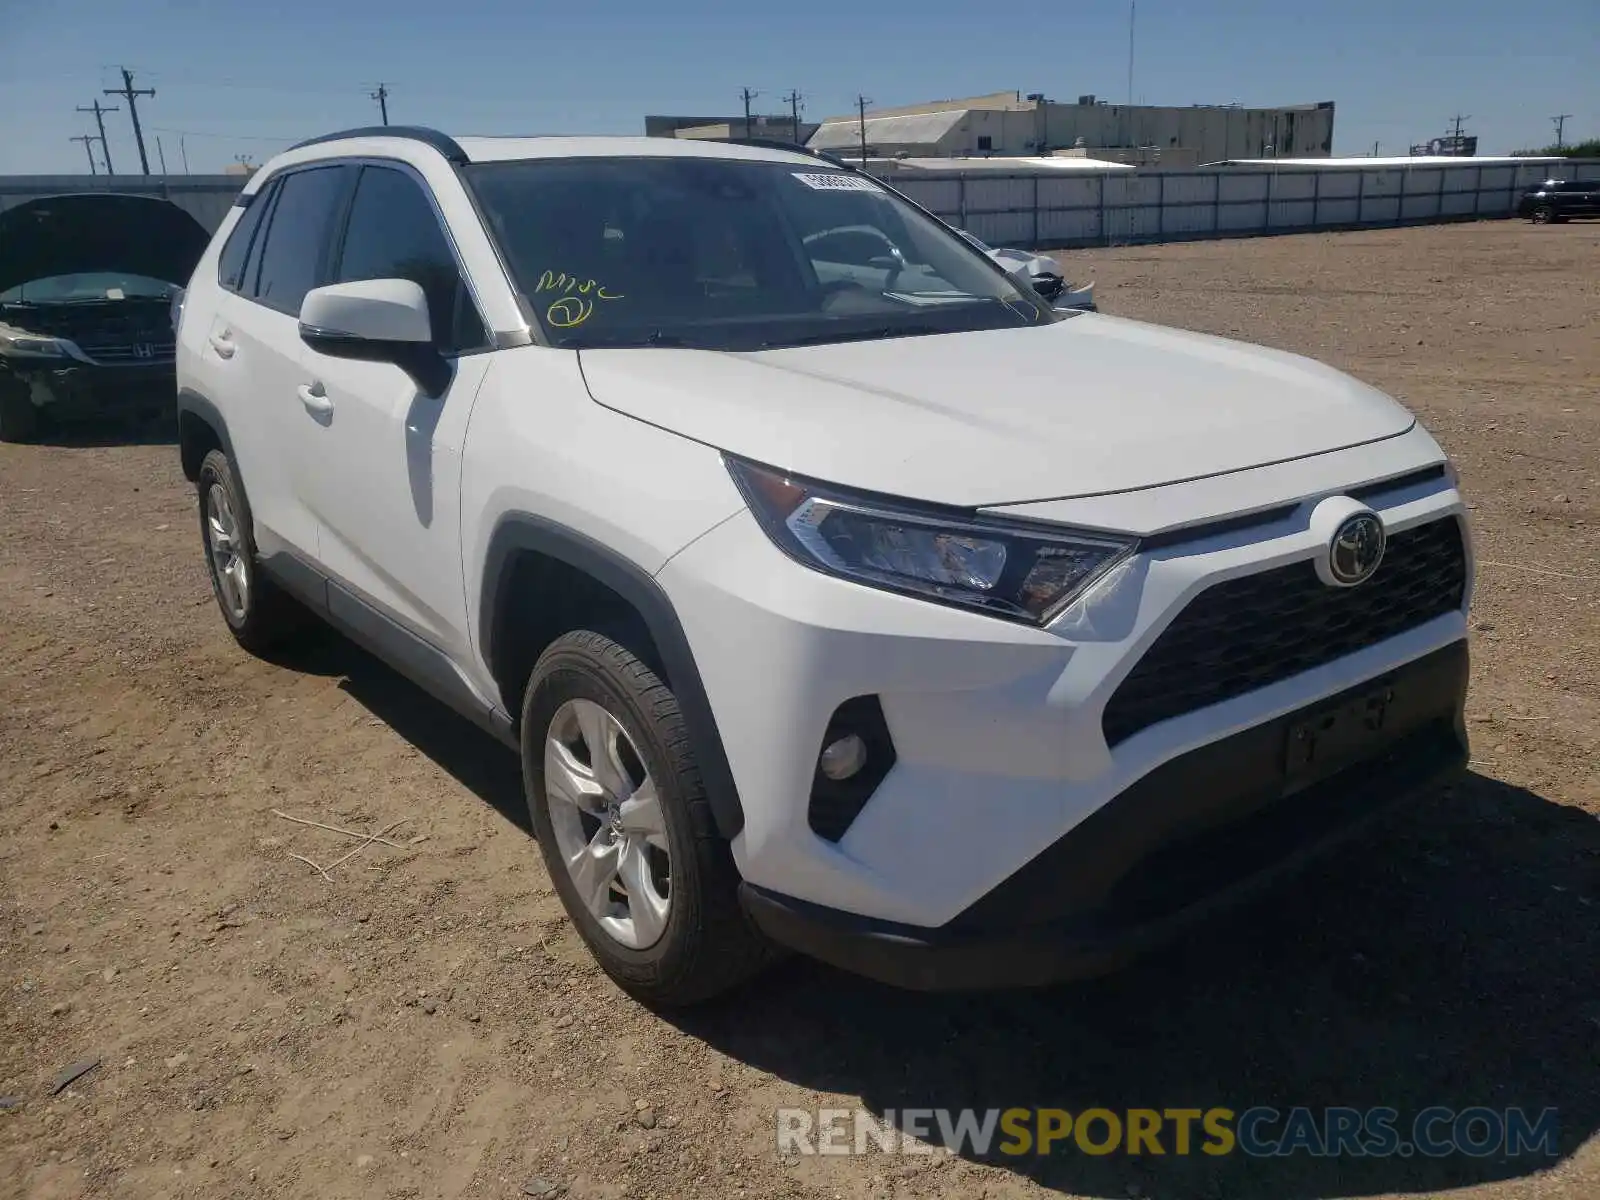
(294, 162, 492, 660)
(208, 163, 353, 566)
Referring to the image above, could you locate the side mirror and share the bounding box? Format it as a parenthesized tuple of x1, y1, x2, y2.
(298, 279, 450, 396)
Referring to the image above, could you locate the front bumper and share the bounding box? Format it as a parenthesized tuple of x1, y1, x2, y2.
(740, 639, 1468, 989)
(656, 439, 1472, 931)
(0, 359, 176, 424)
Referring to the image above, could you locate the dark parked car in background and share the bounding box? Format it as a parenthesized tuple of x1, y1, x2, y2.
(0, 193, 210, 441)
(1516, 179, 1600, 224)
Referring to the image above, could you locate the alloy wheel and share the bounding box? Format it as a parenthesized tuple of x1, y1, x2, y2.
(543, 698, 672, 949)
(205, 483, 251, 622)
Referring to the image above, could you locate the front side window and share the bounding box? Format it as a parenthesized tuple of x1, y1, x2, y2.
(465, 156, 1051, 350)
(250, 165, 350, 313)
(333, 166, 486, 353)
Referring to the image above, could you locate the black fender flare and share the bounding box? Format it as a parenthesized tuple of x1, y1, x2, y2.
(481, 514, 746, 841)
(176, 387, 239, 482)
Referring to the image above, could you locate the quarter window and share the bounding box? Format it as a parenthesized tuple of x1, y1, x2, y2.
(216, 183, 273, 293)
(251, 165, 350, 313)
(334, 166, 486, 353)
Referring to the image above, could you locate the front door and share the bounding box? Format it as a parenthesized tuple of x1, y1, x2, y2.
(294, 163, 493, 664)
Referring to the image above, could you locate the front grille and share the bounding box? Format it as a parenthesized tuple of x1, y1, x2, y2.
(80, 340, 175, 365)
(1102, 517, 1467, 747)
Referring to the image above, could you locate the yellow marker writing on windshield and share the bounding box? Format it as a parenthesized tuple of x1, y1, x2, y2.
(536, 269, 625, 327)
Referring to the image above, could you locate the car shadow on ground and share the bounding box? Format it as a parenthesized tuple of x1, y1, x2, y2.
(267, 626, 531, 834)
(665, 774, 1598, 1200)
(253, 631, 1598, 1197)
(18, 419, 178, 449)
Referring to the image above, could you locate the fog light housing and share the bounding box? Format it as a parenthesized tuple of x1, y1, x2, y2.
(807, 697, 896, 842)
(819, 734, 867, 781)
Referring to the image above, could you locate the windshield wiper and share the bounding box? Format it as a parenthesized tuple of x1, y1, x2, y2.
(760, 324, 944, 349)
(560, 330, 701, 349)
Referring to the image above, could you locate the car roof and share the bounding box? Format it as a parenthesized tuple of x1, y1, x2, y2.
(276, 126, 821, 169)
(244, 127, 836, 200)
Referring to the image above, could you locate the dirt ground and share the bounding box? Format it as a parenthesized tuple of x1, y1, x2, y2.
(2, 219, 1597, 1200)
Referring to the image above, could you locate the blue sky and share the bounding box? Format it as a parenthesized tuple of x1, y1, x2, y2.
(2, 0, 1594, 175)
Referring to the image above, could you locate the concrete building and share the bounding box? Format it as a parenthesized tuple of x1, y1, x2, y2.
(646, 113, 811, 142)
(670, 117, 819, 144)
(807, 92, 1335, 163)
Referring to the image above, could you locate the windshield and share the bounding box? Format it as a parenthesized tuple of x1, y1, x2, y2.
(464, 156, 1055, 350)
(0, 272, 180, 305)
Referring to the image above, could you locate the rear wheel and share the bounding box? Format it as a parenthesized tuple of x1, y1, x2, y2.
(1531, 205, 1558, 224)
(197, 449, 307, 653)
(521, 629, 772, 1006)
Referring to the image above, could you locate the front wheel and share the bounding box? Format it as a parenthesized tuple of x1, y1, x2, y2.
(1530, 205, 1558, 224)
(521, 629, 772, 1006)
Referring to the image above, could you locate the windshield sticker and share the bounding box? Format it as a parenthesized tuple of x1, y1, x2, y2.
(791, 172, 882, 193)
(535, 270, 624, 328)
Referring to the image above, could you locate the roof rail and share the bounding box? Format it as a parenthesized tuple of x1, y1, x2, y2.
(287, 125, 468, 164)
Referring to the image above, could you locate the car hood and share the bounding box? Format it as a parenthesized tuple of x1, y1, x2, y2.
(0, 193, 210, 296)
(578, 314, 1417, 508)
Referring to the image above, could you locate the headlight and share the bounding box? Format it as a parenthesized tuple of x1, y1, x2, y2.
(0, 330, 67, 358)
(727, 457, 1136, 625)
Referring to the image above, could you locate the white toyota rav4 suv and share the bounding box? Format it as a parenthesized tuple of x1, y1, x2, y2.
(175, 127, 1474, 1005)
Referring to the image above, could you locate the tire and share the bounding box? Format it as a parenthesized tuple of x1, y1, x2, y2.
(521, 629, 773, 1006)
(196, 449, 307, 654)
(0, 389, 38, 443)
(1531, 205, 1556, 224)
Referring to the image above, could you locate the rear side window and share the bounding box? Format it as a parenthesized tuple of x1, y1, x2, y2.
(217, 184, 273, 292)
(251, 165, 351, 314)
(333, 166, 487, 353)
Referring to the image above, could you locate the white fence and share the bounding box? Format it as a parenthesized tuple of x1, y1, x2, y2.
(5, 158, 1599, 249)
(883, 159, 1600, 248)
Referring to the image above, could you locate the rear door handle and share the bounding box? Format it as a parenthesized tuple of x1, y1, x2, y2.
(208, 332, 235, 359)
(297, 382, 334, 416)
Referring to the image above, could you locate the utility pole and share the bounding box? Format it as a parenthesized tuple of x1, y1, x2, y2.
(1127, 0, 1136, 110)
(1371, 140, 1380, 157)
(740, 87, 760, 139)
(1552, 114, 1572, 149)
(156, 136, 169, 174)
(783, 90, 803, 145)
(1447, 113, 1470, 140)
(856, 95, 873, 164)
(105, 69, 156, 175)
(71, 134, 99, 174)
(76, 100, 119, 175)
(371, 83, 390, 125)
(180, 135, 190, 173)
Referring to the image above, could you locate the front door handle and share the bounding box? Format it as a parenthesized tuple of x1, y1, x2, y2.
(208, 332, 235, 359)
(297, 382, 334, 416)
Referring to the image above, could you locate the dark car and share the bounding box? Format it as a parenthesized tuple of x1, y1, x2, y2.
(1516, 178, 1600, 224)
(0, 193, 210, 441)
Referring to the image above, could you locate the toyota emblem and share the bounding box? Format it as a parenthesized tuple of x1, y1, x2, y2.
(1328, 512, 1386, 586)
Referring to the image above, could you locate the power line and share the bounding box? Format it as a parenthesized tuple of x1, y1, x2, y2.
(1552, 114, 1573, 149)
(76, 99, 119, 175)
(105, 67, 156, 175)
(148, 126, 301, 143)
(371, 83, 390, 126)
(70, 134, 99, 175)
